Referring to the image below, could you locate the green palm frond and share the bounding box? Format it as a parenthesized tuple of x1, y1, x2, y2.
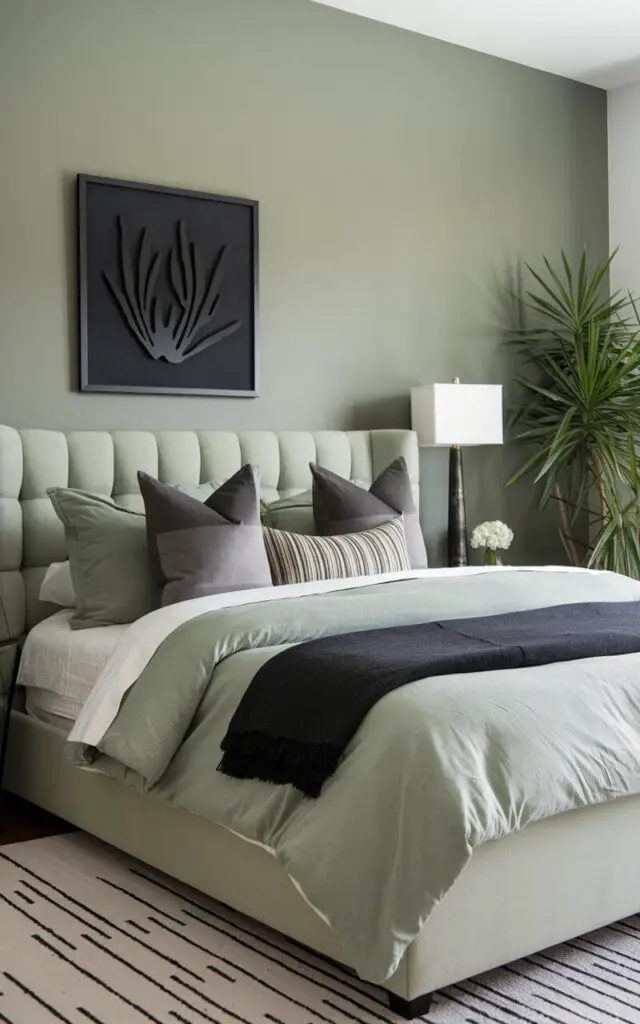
(508, 249, 640, 578)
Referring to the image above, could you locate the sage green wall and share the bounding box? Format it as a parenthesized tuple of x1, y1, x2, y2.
(0, 0, 608, 563)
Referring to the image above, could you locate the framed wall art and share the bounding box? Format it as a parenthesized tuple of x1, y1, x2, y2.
(78, 174, 258, 396)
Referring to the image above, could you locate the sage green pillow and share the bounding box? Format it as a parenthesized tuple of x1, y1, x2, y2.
(48, 488, 155, 629)
(260, 490, 315, 535)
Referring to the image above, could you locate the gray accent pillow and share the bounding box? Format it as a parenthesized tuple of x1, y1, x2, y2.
(138, 465, 272, 607)
(310, 456, 428, 569)
(48, 488, 155, 628)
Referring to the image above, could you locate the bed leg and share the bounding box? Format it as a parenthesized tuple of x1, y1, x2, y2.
(388, 992, 433, 1018)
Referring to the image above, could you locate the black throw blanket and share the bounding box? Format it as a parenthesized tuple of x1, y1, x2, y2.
(219, 600, 640, 797)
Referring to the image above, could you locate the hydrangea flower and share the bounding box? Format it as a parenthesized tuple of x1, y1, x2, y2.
(470, 520, 514, 551)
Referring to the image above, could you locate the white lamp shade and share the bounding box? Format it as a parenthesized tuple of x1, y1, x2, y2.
(411, 383, 503, 447)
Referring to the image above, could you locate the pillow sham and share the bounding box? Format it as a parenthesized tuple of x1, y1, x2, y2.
(310, 456, 428, 569)
(263, 517, 410, 586)
(39, 561, 76, 607)
(48, 488, 154, 628)
(260, 490, 315, 535)
(138, 465, 272, 606)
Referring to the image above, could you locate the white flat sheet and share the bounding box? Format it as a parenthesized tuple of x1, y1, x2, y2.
(17, 609, 126, 723)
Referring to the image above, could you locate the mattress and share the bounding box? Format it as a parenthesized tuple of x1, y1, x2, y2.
(17, 609, 126, 723)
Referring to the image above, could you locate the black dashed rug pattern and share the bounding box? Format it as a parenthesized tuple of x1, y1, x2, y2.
(1, 832, 640, 1023)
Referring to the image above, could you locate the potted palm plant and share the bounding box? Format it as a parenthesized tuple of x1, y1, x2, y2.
(508, 250, 640, 577)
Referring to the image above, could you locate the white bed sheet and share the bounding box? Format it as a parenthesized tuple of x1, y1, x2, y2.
(17, 609, 126, 723)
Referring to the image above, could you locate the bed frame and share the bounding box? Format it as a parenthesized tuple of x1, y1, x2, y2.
(2, 425, 640, 1018)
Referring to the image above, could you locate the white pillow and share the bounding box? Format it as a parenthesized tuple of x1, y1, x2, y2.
(40, 561, 77, 607)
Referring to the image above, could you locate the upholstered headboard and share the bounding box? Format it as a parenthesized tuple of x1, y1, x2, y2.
(0, 427, 420, 658)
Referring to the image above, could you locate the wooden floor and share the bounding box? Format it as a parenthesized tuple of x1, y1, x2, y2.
(0, 791, 73, 846)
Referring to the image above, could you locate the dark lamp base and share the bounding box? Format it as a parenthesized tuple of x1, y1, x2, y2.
(448, 445, 468, 568)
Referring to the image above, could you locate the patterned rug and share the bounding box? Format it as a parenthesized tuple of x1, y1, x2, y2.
(1, 832, 640, 1023)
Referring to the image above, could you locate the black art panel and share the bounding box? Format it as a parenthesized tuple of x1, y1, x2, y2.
(78, 175, 258, 395)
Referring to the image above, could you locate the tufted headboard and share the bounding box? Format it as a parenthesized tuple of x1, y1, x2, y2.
(0, 426, 420, 667)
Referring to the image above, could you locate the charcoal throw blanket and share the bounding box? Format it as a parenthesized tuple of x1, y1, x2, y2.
(219, 600, 640, 796)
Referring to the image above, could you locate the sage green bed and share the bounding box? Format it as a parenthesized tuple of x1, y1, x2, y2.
(4, 425, 640, 1015)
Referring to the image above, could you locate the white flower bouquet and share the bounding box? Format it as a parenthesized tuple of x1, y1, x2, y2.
(470, 520, 514, 565)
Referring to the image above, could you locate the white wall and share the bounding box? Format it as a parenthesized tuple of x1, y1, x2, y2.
(609, 80, 640, 295)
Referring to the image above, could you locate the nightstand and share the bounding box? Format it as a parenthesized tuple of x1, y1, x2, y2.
(0, 639, 18, 803)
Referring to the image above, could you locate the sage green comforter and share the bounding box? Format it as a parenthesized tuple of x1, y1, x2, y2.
(76, 570, 640, 982)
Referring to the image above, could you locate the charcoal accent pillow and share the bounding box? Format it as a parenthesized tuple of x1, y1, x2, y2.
(138, 465, 272, 606)
(48, 488, 155, 628)
(310, 456, 428, 569)
(263, 517, 410, 586)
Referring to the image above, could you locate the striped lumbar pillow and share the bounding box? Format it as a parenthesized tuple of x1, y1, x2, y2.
(263, 517, 410, 586)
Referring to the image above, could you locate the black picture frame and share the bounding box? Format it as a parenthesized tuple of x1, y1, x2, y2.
(78, 174, 259, 396)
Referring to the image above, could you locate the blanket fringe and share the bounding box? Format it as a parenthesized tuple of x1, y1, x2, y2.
(218, 731, 342, 798)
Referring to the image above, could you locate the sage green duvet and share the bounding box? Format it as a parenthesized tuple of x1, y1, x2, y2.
(73, 569, 640, 982)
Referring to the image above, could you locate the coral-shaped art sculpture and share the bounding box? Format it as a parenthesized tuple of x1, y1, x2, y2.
(103, 218, 241, 363)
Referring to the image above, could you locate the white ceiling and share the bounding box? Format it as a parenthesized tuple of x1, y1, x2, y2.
(310, 0, 640, 89)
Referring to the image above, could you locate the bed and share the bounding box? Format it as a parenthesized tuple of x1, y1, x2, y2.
(2, 424, 640, 1019)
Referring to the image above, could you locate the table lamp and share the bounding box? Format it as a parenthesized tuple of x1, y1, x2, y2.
(411, 378, 503, 567)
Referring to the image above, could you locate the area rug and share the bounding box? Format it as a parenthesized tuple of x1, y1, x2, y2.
(1, 833, 640, 1023)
